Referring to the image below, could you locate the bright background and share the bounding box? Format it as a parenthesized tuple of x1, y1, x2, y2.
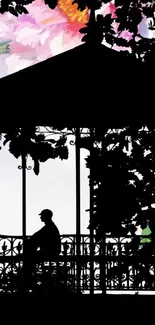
(0, 134, 90, 236)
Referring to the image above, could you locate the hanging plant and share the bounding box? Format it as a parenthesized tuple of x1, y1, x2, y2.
(2, 127, 69, 175)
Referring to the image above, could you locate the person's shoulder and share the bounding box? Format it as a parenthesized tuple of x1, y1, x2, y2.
(51, 221, 57, 227)
(51, 221, 60, 233)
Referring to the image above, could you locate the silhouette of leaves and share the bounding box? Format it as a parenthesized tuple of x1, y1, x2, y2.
(81, 127, 155, 288)
(80, 127, 155, 240)
(8, 5, 19, 16)
(79, 10, 117, 46)
(80, 11, 104, 45)
(72, 0, 102, 11)
(79, 137, 92, 150)
(115, 0, 130, 5)
(33, 159, 40, 175)
(57, 146, 69, 160)
(56, 136, 67, 147)
(2, 128, 69, 175)
(0, 0, 155, 60)
(0, 0, 9, 13)
(109, 0, 155, 60)
(44, 0, 58, 9)
(72, 0, 87, 10)
(47, 139, 56, 144)
(15, 4, 29, 14)
(143, 5, 155, 17)
(0, 0, 58, 16)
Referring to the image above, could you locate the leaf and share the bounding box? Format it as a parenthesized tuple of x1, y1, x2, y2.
(9, 140, 21, 159)
(79, 137, 92, 150)
(140, 238, 151, 244)
(141, 221, 148, 230)
(21, 6, 29, 14)
(102, 0, 111, 3)
(79, 27, 88, 34)
(115, 0, 130, 5)
(58, 146, 69, 160)
(44, 0, 58, 9)
(47, 139, 56, 144)
(15, 5, 29, 14)
(0, 0, 9, 13)
(56, 136, 67, 147)
(104, 34, 116, 46)
(143, 6, 154, 17)
(81, 35, 88, 43)
(33, 159, 40, 176)
(9, 6, 19, 16)
(72, 0, 87, 10)
(113, 36, 129, 47)
(3, 135, 10, 146)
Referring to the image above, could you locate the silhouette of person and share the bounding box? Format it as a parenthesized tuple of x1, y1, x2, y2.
(28, 209, 61, 258)
(23, 209, 61, 284)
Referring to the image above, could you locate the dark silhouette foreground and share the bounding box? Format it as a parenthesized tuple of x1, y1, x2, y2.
(23, 209, 61, 282)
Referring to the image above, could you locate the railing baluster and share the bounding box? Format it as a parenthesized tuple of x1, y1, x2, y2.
(2, 241, 7, 292)
(10, 238, 13, 293)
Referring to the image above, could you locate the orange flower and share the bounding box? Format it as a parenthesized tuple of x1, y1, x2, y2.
(58, 0, 88, 24)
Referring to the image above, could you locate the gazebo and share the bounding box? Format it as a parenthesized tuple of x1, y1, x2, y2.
(0, 126, 152, 296)
(0, 127, 104, 295)
(0, 45, 151, 296)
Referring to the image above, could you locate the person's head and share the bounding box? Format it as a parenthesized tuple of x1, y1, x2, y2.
(39, 209, 53, 224)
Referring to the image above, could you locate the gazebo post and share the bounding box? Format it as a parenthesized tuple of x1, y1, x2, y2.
(89, 128, 94, 295)
(101, 136, 106, 295)
(19, 152, 27, 289)
(75, 128, 81, 294)
(21, 153, 26, 258)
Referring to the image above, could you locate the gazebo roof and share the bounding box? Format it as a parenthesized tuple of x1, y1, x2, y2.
(2, 43, 137, 81)
(0, 43, 151, 128)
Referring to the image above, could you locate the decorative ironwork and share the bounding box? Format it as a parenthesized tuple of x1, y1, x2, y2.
(18, 165, 32, 171)
(0, 234, 101, 293)
(0, 234, 155, 294)
(18, 165, 32, 170)
(69, 140, 75, 146)
(104, 235, 155, 291)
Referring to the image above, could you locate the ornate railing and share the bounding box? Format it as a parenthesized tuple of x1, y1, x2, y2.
(0, 234, 154, 294)
(105, 235, 155, 291)
(0, 234, 102, 294)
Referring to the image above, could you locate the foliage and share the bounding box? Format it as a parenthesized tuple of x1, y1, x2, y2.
(80, 13, 116, 46)
(81, 127, 155, 239)
(72, 0, 109, 11)
(0, 0, 58, 16)
(72, 0, 114, 47)
(1, 0, 155, 59)
(73, 0, 155, 59)
(2, 127, 69, 175)
(100, 0, 155, 61)
(80, 126, 155, 289)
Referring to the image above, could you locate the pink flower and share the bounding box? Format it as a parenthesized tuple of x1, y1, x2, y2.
(5, 53, 34, 75)
(0, 0, 84, 78)
(100, 2, 117, 18)
(119, 30, 133, 41)
(113, 44, 131, 53)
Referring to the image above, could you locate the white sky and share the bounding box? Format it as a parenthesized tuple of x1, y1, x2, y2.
(0, 135, 90, 236)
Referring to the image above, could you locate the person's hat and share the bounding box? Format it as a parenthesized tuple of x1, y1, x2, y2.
(39, 209, 53, 218)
